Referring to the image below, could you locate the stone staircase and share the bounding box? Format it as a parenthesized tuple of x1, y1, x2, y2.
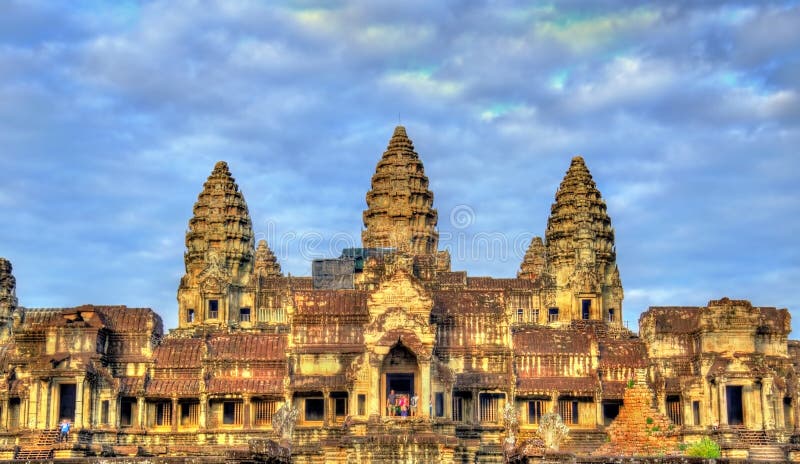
(748, 444, 786, 462)
(15, 428, 59, 460)
(561, 430, 608, 455)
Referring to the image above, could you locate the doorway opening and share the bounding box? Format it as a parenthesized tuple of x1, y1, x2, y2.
(726, 385, 744, 425)
(59, 384, 76, 422)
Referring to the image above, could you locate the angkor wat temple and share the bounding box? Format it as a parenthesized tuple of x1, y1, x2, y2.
(0, 127, 796, 463)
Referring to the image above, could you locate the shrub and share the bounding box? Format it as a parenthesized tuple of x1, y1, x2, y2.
(627, 379, 635, 388)
(684, 436, 721, 458)
(646, 417, 654, 425)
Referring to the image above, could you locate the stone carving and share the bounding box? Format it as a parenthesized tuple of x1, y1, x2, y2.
(198, 251, 231, 295)
(271, 402, 299, 441)
(371, 307, 431, 335)
(538, 412, 569, 451)
(255, 240, 282, 278)
(0, 258, 17, 316)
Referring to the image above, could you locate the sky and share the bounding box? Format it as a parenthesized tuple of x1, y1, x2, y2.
(1, 1, 798, 334)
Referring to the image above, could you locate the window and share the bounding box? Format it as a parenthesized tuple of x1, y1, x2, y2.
(187, 308, 195, 323)
(558, 399, 579, 424)
(239, 307, 251, 322)
(253, 399, 276, 426)
(101, 400, 109, 425)
(528, 400, 544, 424)
(530, 309, 539, 323)
(180, 401, 199, 427)
(120, 398, 135, 427)
(435, 392, 444, 417)
(517, 309, 524, 323)
(480, 393, 504, 423)
(208, 300, 219, 319)
(452, 395, 464, 422)
(223, 401, 243, 425)
(548, 308, 559, 323)
(305, 398, 324, 421)
(608, 308, 615, 322)
(692, 401, 701, 425)
(581, 300, 591, 320)
(331, 392, 347, 418)
(666, 395, 682, 425)
(603, 402, 620, 426)
(155, 401, 172, 427)
(358, 394, 366, 416)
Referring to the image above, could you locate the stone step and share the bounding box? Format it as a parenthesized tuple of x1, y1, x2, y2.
(749, 445, 785, 462)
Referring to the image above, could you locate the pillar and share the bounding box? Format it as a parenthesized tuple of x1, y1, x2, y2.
(199, 394, 208, 430)
(369, 354, 381, 417)
(595, 395, 603, 427)
(419, 356, 431, 418)
(718, 381, 727, 426)
(472, 387, 480, 425)
(761, 378, 773, 430)
(171, 397, 178, 432)
(75, 376, 85, 429)
(243, 394, 251, 428)
(137, 397, 145, 428)
(323, 389, 330, 427)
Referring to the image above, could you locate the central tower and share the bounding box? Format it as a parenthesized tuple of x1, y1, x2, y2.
(362, 126, 438, 255)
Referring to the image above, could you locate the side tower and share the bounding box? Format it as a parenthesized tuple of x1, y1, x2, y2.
(545, 156, 623, 325)
(362, 126, 439, 255)
(0, 257, 17, 338)
(177, 161, 256, 328)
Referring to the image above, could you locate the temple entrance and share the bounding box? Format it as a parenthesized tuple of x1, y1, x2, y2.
(59, 383, 76, 422)
(726, 385, 743, 425)
(382, 343, 418, 416)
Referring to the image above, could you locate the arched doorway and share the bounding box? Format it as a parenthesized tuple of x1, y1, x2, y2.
(381, 343, 419, 416)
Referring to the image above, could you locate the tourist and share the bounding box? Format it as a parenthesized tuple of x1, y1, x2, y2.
(59, 418, 71, 443)
(410, 393, 418, 417)
(387, 389, 396, 416)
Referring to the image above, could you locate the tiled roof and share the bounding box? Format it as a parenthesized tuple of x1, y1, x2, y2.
(513, 326, 594, 354)
(146, 378, 201, 397)
(207, 333, 287, 362)
(153, 338, 204, 368)
(433, 290, 504, 316)
(207, 377, 284, 395)
(96, 306, 163, 334)
(602, 381, 627, 399)
(516, 376, 598, 395)
(454, 372, 510, 390)
(293, 290, 369, 317)
(599, 339, 648, 368)
(290, 374, 348, 392)
(118, 377, 144, 395)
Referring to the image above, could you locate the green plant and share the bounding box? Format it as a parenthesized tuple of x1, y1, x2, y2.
(684, 436, 721, 458)
(627, 379, 635, 388)
(646, 417, 654, 425)
(651, 425, 660, 432)
(678, 443, 688, 451)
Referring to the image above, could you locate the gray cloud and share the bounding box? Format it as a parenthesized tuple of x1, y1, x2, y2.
(0, 0, 797, 333)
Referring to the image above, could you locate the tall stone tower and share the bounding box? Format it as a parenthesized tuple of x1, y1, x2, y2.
(362, 126, 439, 255)
(177, 161, 256, 328)
(0, 258, 18, 336)
(518, 236, 546, 281)
(545, 156, 623, 325)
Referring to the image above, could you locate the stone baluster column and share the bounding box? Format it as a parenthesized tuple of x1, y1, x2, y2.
(472, 387, 480, 425)
(323, 388, 330, 427)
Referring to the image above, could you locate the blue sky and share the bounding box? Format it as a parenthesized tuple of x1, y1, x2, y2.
(1, 1, 798, 334)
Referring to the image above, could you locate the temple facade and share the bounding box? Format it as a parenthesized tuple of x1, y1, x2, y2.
(0, 127, 796, 462)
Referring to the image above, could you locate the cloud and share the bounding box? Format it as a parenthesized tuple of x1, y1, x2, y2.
(0, 0, 798, 334)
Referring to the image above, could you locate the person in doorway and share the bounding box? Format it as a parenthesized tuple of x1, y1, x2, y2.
(59, 418, 71, 443)
(410, 393, 419, 417)
(387, 389, 396, 417)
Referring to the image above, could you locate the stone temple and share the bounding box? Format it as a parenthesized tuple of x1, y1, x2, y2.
(0, 126, 796, 463)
